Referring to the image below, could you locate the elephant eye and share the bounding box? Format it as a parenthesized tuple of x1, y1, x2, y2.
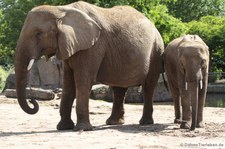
(36, 32, 42, 39)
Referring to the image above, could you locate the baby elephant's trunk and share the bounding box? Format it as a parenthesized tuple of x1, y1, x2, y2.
(188, 81, 199, 130)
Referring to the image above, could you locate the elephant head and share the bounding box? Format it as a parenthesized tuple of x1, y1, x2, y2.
(15, 5, 101, 114)
(178, 35, 209, 130)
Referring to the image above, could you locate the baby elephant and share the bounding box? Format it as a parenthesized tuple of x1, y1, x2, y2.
(164, 35, 209, 130)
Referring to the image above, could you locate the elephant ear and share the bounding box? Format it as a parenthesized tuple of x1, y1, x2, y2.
(56, 7, 101, 60)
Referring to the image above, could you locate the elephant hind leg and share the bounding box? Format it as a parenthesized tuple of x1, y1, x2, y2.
(165, 67, 182, 124)
(139, 83, 155, 125)
(139, 65, 160, 125)
(106, 87, 127, 125)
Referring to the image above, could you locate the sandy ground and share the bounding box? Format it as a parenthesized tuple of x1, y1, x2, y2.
(0, 95, 225, 149)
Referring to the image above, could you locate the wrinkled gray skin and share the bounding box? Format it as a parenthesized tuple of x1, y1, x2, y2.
(164, 35, 209, 130)
(15, 1, 164, 131)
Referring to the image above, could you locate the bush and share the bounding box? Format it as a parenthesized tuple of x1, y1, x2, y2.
(0, 65, 8, 92)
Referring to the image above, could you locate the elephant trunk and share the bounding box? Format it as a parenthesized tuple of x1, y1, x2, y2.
(15, 47, 39, 114)
(188, 81, 198, 131)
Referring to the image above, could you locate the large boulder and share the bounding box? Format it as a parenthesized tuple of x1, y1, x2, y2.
(90, 84, 112, 102)
(28, 57, 63, 89)
(3, 57, 63, 91)
(3, 57, 62, 100)
(90, 74, 171, 103)
(90, 85, 143, 103)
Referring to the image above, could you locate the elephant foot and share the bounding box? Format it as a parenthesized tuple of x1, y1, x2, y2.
(180, 121, 191, 129)
(139, 117, 154, 125)
(57, 119, 74, 130)
(174, 118, 182, 124)
(106, 116, 124, 125)
(74, 122, 93, 131)
(196, 121, 204, 128)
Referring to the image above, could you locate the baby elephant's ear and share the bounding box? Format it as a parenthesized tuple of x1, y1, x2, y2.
(56, 6, 101, 60)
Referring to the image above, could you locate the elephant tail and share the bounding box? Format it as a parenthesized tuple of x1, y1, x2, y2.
(162, 53, 169, 91)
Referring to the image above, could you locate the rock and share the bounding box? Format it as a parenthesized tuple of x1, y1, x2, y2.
(90, 74, 171, 103)
(28, 61, 40, 87)
(28, 57, 63, 89)
(125, 87, 143, 103)
(90, 85, 143, 103)
(90, 85, 112, 101)
(4, 88, 55, 100)
(4, 57, 63, 91)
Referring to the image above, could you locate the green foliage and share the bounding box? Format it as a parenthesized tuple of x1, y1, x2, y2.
(187, 16, 225, 73)
(205, 98, 225, 107)
(0, 65, 8, 92)
(147, 5, 188, 45)
(167, 0, 225, 22)
(0, 0, 40, 65)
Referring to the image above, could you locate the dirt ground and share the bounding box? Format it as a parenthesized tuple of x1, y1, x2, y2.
(0, 95, 225, 149)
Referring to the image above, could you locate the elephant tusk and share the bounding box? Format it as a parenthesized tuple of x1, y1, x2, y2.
(27, 59, 35, 71)
(185, 82, 188, 90)
(200, 80, 203, 90)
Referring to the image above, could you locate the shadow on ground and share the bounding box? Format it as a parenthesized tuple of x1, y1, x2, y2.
(93, 123, 176, 133)
(0, 123, 177, 137)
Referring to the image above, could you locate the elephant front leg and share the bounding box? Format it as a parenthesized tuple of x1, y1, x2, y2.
(57, 93, 75, 130)
(180, 92, 192, 129)
(57, 61, 75, 130)
(74, 84, 93, 131)
(106, 87, 127, 125)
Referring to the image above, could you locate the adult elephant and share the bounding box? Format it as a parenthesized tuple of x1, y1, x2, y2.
(164, 35, 209, 130)
(15, 1, 164, 131)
